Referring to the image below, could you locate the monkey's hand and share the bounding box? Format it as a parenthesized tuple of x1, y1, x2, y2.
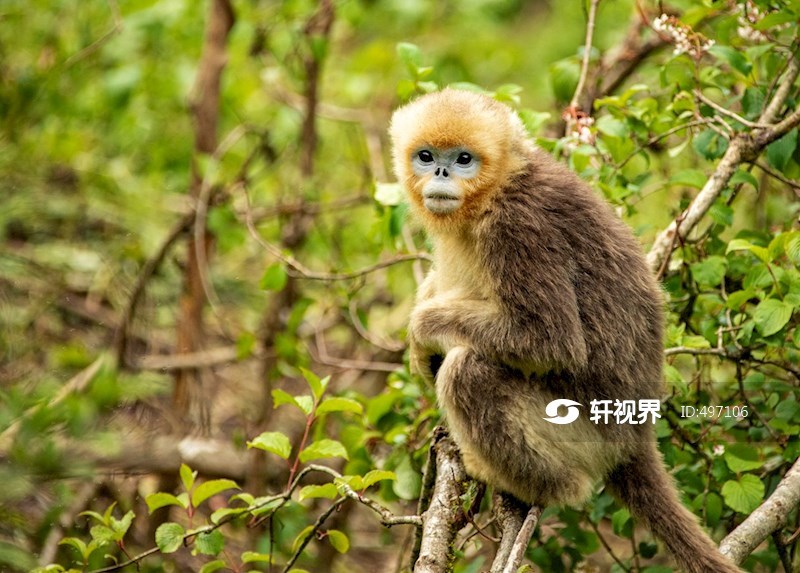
(410, 294, 588, 372)
(408, 315, 444, 385)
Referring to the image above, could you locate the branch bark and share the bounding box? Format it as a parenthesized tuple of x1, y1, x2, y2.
(414, 428, 470, 573)
(646, 50, 800, 274)
(719, 457, 800, 564)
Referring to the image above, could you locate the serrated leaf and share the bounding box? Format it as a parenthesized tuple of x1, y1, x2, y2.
(180, 464, 196, 492)
(722, 475, 764, 513)
(194, 529, 224, 556)
(155, 522, 185, 553)
(326, 530, 350, 553)
(753, 299, 794, 336)
(260, 263, 288, 291)
(248, 431, 292, 459)
(298, 483, 339, 501)
(192, 479, 239, 507)
(199, 560, 227, 573)
(146, 492, 187, 513)
(724, 444, 763, 472)
(316, 397, 363, 415)
(690, 256, 727, 287)
(362, 470, 397, 488)
(90, 525, 115, 544)
(299, 439, 349, 463)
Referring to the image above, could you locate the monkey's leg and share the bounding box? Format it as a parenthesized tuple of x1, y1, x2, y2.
(435, 347, 595, 507)
(608, 444, 743, 573)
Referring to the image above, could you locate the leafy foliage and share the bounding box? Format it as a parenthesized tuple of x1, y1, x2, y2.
(2, 0, 799, 572)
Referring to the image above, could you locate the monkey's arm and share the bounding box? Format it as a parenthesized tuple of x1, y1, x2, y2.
(411, 203, 588, 371)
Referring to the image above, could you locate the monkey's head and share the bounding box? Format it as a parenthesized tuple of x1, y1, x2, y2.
(390, 89, 533, 231)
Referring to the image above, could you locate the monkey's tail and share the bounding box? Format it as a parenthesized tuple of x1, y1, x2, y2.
(607, 445, 743, 573)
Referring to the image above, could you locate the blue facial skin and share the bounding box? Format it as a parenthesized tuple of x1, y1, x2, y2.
(412, 147, 480, 214)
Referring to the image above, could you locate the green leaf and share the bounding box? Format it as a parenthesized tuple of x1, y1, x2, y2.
(299, 368, 328, 401)
(299, 439, 349, 463)
(298, 484, 340, 501)
(753, 299, 794, 336)
(89, 525, 115, 544)
(292, 525, 315, 553)
(724, 444, 763, 472)
(611, 509, 632, 537)
(721, 475, 764, 513)
(786, 234, 800, 266)
(708, 45, 752, 76)
(192, 479, 239, 508)
(260, 263, 288, 291)
(316, 397, 363, 415)
(326, 530, 350, 554)
(155, 522, 185, 554)
(199, 560, 227, 573)
(110, 511, 134, 539)
(194, 529, 224, 556)
(596, 115, 627, 138)
(663, 364, 688, 394)
(242, 551, 274, 564)
(272, 388, 302, 410)
(690, 256, 727, 287)
(248, 431, 292, 459)
(549, 58, 580, 102)
(727, 239, 771, 264)
(730, 169, 758, 190)
(693, 129, 728, 160)
(58, 538, 89, 558)
(754, 11, 797, 30)
(766, 129, 798, 171)
(396, 42, 422, 74)
(669, 169, 706, 189)
(180, 464, 196, 492)
(362, 470, 397, 488)
(392, 453, 421, 500)
(146, 492, 187, 513)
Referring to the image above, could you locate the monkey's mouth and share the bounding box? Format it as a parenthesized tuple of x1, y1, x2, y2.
(423, 192, 462, 214)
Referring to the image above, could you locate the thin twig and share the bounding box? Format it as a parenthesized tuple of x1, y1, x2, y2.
(694, 90, 772, 129)
(282, 497, 348, 572)
(501, 505, 541, 573)
(570, 0, 602, 113)
(64, 0, 122, 67)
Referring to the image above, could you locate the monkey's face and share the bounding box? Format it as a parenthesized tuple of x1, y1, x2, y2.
(390, 89, 532, 230)
(411, 146, 480, 215)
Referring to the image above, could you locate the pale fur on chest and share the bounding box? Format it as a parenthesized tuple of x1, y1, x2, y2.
(431, 233, 490, 299)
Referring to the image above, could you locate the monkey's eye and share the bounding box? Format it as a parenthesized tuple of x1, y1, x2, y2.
(456, 152, 473, 165)
(417, 150, 434, 163)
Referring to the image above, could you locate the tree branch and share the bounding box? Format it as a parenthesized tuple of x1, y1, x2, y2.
(414, 427, 471, 573)
(719, 457, 800, 564)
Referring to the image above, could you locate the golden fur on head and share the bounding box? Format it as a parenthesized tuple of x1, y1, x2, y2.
(389, 89, 533, 232)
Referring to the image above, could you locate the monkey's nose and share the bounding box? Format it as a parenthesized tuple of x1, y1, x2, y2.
(435, 167, 449, 177)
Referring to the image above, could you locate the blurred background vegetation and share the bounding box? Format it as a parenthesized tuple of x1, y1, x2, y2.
(1, 0, 799, 572)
